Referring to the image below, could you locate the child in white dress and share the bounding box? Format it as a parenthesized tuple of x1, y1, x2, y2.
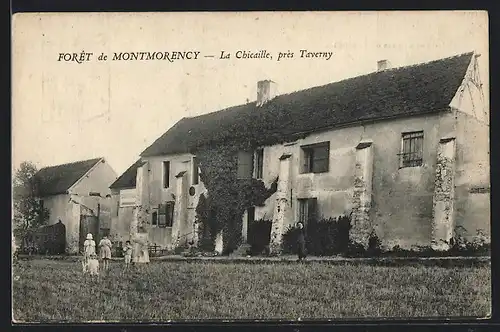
(123, 240, 133, 271)
(83, 233, 96, 264)
(87, 253, 99, 280)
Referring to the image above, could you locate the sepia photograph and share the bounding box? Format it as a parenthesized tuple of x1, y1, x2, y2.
(11, 11, 490, 322)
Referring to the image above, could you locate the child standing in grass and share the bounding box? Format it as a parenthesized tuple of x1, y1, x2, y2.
(98, 235, 112, 271)
(123, 240, 133, 271)
(83, 233, 96, 264)
(87, 253, 100, 281)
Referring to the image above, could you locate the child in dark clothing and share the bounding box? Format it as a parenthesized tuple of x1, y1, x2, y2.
(296, 222, 307, 261)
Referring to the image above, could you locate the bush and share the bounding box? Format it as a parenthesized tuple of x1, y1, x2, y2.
(247, 219, 272, 255)
(345, 241, 366, 258)
(283, 221, 490, 258)
(282, 225, 300, 254)
(448, 228, 491, 257)
(306, 215, 352, 256)
(367, 230, 382, 257)
(283, 215, 352, 256)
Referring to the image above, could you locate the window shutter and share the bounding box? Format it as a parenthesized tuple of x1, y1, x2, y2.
(237, 151, 253, 179)
(307, 198, 318, 224)
(312, 145, 329, 173)
(302, 150, 311, 173)
(298, 199, 307, 224)
(255, 149, 264, 178)
(158, 203, 167, 215)
(166, 201, 175, 227)
(158, 203, 167, 227)
(158, 214, 166, 228)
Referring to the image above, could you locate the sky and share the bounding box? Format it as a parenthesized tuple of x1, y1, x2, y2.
(12, 11, 489, 177)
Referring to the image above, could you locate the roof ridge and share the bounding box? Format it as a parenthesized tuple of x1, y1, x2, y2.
(109, 158, 144, 189)
(38, 157, 102, 172)
(140, 51, 474, 158)
(376, 51, 474, 73)
(181, 52, 474, 121)
(274, 51, 475, 98)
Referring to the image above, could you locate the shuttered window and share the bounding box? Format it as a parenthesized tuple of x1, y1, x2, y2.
(298, 198, 318, 228)
(158, 201, 175, 228)
(237, 151, 253, 179)
(301, 142, 330, 173)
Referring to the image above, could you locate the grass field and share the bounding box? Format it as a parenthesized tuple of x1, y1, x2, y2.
(12, 259, 491, 322)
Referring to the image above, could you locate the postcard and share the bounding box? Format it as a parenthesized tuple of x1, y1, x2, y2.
(12, 11, 490, 322)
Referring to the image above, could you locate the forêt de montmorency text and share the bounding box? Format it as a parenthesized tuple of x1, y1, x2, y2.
(57, 50, 334, 63)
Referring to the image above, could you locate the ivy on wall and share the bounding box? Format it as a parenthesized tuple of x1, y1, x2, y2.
(194, 141, 278, 254)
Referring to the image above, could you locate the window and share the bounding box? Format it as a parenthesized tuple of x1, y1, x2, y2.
(237, 151, 253, 179)
(301, 142, 330, 173)
(192, 157, 200, 185)
(247, 206, 255, 224)
(399, 131, 424, 168)
(163, 161, 170, 188)
(158, 201, 175, 228)
(116, 200, 119, 216)
(254, 148, 264, 179)
(39, 200, 45, 222)
(151, 211, 158, 226)
(298, 198, 318, 227)
(246, 206, 256, 243)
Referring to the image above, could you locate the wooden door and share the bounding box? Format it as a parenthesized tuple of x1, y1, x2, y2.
(79, 215, 99, 254)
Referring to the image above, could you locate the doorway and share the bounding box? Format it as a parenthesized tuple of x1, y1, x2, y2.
(79, 214, 99, 254)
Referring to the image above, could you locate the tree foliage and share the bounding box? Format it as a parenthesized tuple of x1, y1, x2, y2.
(195, 142, 278, 254)
(13, 161, 50, 240)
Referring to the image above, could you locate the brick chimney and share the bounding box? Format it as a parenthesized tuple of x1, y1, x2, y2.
(256, 80, 277, 106)
(377, 59, 391, 71)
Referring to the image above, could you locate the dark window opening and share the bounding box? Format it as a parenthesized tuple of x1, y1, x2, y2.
(399, 131, 424, 168)
(247, 206, 255, 224)
(301, 142, 330, 173)
(163, 161, 170, 188)
(192, 157, 199, 185)
(39, 199, 45, 223)
(255, 149, 264, 179)
(151, 211, 158, 226)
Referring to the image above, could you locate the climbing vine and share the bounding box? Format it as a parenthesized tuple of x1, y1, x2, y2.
(194, 141, 278, 254)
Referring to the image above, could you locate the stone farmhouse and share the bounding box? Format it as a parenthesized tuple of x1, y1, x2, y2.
(109, 52, 489, 253)
(35, 158, 118, 254)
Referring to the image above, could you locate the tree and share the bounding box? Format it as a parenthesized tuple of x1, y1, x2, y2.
(12, 161, 50, 245)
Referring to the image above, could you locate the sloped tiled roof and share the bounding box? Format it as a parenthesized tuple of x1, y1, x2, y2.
(35, 158, 103, 196)
(109, 159, 145, 189)
(140, 52, 473, 157)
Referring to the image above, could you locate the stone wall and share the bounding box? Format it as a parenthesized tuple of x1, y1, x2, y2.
(431, 138, 456, 250)
(131, 162, 150, 263)
(269, 154, 292, 254)
(349, 142, 374, 248)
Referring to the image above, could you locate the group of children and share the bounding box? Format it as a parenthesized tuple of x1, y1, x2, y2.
(80, 222, 307, 277)
(82, 233, 134, 277)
